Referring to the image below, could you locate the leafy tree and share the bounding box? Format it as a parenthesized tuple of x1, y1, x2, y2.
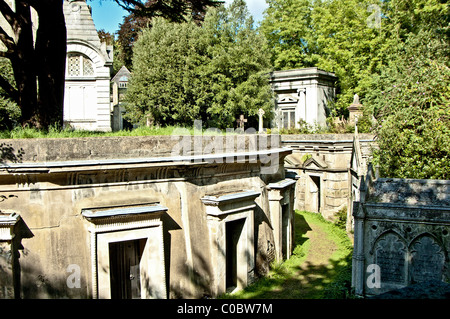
(201, 0, 274, 128)
(116, 0, 219, 70)
(309, 0, 388, 115)
(125, 0, 274, 129)
(259, 0, 316, 70)
(364, 0, 449, 179)
(117, 10, 151, 70)
(0, 0, 218, 130)
(125, 17, 207, 125)
(260, 0, 388, 116)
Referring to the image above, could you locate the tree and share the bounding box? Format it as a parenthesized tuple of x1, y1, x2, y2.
(308, 0, 387, 115)
(117, 0, 218, 70)
(0, 0, 218, 130)
(260, 0, 391, 116)
(0, 0, 66, 129)
(117, 10, 151, 70)
(259, 0, 316, 70)
(125, 0, 274, 129)
(364, 0, 449, 179)
(201, 0, 274, 128)
(125, 17, 207, 125)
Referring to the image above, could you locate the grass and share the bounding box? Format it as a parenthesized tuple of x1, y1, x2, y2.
(0, 125, 198, 139)
(222, 210, 354, 299)
(0, 124, 262, 139)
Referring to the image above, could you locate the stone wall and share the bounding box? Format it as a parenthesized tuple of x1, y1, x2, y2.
(0, 134, 282, 163)
(0, 135, 292, 298)
(281, 134, 375, 220)
(352, 165, 450, 297)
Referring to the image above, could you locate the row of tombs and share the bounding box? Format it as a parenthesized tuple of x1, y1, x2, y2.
(1, 133, 449, 298)
(0, 135, 296, 299)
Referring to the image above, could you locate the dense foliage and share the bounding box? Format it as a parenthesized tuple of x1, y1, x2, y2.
(125, 0, 274, 129)
(364, 3, 449, 179)
(260, 0, 387, 115)
(260, 0, 449, 179)
(0, 58, 20, 130)
(116, 0, 217, 70)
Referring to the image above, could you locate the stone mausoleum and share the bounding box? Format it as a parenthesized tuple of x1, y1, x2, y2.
(350, 161, 450, 297)
(63, 0, 113, 131)
(281, 133, 375, 220)
(0, 134, 295, 298)
(270, 68, 337, 130)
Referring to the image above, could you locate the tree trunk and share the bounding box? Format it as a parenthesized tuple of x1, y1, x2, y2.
(0, 0, 39, 126)
(33, 0, 66, 129)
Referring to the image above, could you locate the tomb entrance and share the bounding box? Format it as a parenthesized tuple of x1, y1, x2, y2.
(82, 204, 167, 299)
(202, 191, 260, 296)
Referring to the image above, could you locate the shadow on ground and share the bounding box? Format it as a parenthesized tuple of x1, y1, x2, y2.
(225, 212, 354, 299)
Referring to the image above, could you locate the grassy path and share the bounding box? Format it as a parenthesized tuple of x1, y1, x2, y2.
(224, 211, 354, 299)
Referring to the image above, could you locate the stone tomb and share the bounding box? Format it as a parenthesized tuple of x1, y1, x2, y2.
(0, 135, 293, 298)
(352, 165, 450, 296)
(63, 0, 113, 131)
(201, 191, 259, 295)
(270, 68, 337, 129)
(282, 134, 375, 220)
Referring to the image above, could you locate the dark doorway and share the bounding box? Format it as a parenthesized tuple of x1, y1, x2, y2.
(109, 238, 146, 299)
(226, 219, 245, 291)
(281, 204, 290, 259)
(310, 175, 321, 213)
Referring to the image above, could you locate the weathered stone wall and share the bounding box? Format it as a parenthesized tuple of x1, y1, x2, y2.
(352, 166, 450, 297)
(0, 134, 282, 163)
(282, 134, 375, 220)
(0, 135, 291, 298)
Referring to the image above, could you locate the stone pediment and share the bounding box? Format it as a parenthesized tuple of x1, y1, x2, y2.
(303, 156, 328, 169)
(284, 153, 305, 168)
(278, 95, 298, 104)
(284, 153, 328, 170)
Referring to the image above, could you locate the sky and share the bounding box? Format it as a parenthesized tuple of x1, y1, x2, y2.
(88, 0, 269, 34)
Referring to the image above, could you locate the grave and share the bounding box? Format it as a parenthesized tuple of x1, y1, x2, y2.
(236, 114, 248, 130)
(282, 133, 375, 220)
(0, 134, 294, 298)
(348, 94, 364, 125)
(270, 68, 337, 129)
(258, 108, 265, 133)
(351, 164, 450, 297)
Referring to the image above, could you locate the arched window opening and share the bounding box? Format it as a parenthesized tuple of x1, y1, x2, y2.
(67, 53, 95, 77)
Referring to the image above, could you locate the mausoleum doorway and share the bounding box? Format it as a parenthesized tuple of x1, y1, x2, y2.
(202, 191, 260, 296)
(309, 175, 321, 213)
(109, 238, 146, 299)
(82, 204, 167, 299)
(225, 218, 246, 291)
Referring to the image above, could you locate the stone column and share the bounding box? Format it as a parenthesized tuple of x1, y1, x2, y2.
(0, 213, 20, 299)
(258, 108, 265, 133)
(351, 202, 366, 296)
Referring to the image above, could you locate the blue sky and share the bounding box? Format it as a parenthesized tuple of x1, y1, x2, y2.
(88, 0, 268, 34)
